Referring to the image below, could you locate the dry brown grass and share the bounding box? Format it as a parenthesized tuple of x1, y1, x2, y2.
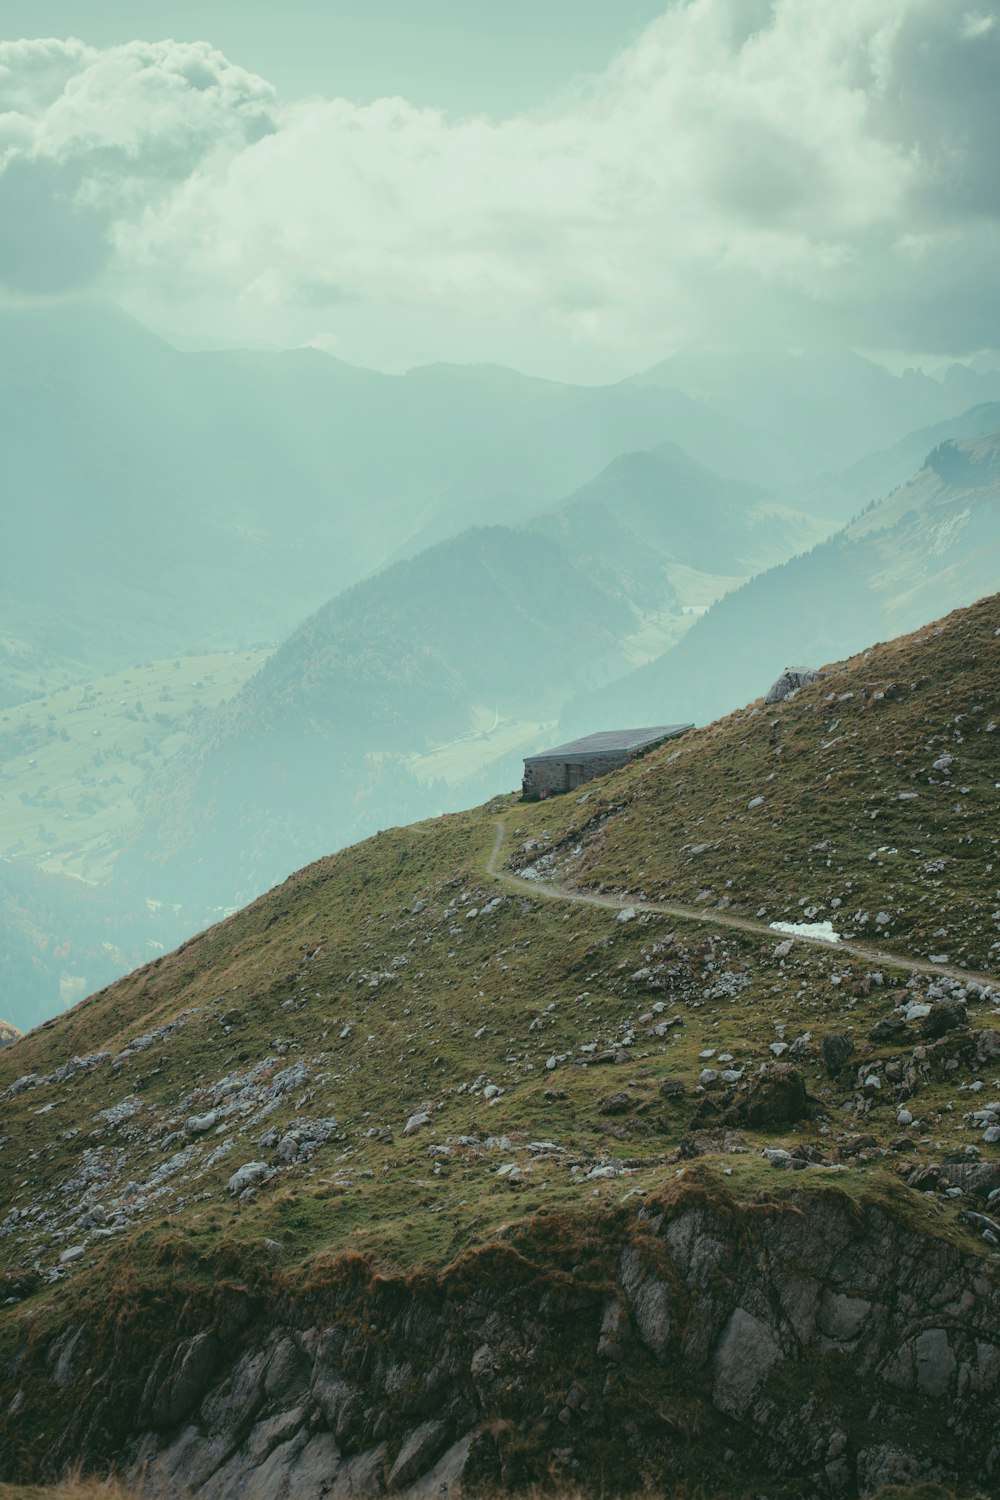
(0, 1484, 138, 1499)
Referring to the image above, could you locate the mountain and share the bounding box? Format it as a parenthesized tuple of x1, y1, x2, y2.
(811, 400, 1000, 521)
(629, 346, 1000, 491)
(7, 303, 998, 709)
(528, 440, 826, 601)
(0, 301, 790, 706)
(567, 429, 1000, 732)
(119, 525, 635, 906)
(119, 447, 822, 910)
(0, 595, 998, 1499)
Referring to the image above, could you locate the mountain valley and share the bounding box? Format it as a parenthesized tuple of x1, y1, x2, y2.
(569, 430, 1000, 733)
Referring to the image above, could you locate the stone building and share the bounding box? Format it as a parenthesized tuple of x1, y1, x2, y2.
(521, 723, 692, 800)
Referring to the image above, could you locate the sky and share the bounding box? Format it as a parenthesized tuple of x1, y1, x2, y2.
(0, 3, 672, 118)
(1, 0, 999, 380)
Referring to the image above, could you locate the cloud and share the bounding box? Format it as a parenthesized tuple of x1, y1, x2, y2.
(0, 37, 275, 292)
(2, 3, 999, 353)
(960, 11, 996, 41)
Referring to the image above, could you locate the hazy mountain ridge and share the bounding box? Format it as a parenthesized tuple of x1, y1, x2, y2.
(529, 440, 827, 599)
(566, 429, 1000, 732)
(117, 442, 821, 908)
(1, 597, 998, 1499)
(0, 860, 191, 1035)
(630, 346, 1000, 491)
(810, 400, 1000, 521)
(6, 302, 1000, 707)
(119, 525, 632, 904)
(0, 301, 803, 704)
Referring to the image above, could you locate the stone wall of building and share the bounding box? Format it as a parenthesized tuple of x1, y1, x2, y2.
(522, 751, 631, 800)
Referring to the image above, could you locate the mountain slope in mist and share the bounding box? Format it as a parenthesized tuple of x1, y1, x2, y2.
(7, 303, 1000, 708)
(120, 526, 630, 904)
(120, 445, 815, 908)
(811, 400, 1000, 521)
(567, 429, 1000, 732)
(0, 301, 800, 705)
(630, 346, 1000, 494)
(528, 440, 825, 603)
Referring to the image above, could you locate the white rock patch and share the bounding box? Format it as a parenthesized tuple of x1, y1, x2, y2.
(769, 919, 840, 945)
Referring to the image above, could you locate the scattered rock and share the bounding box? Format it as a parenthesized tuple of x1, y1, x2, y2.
(227, 1162, 274, 1198)
(839, 1134, 879, 1159)
(919, 1002, 968, 1041)
(387, 1419, 449, 1491)
(819, 1034, 855, 1076)
(264, 1117, 339, 1163)
(870, 1016, 915, 1045)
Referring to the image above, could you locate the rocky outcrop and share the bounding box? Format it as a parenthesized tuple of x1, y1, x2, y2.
(3, 1178, 1000, 1499)
(764, 666, 820, 704)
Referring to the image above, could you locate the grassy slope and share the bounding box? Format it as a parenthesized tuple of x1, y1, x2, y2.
(528, 593, 1000, 972)
(0, 603, 999, 1497)
(0, 600, 996, 1294)
(0, 650, 267, 882)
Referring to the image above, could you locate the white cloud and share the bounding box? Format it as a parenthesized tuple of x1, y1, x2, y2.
(0, 37, 275, 290)
(1, 1, 998, 355)
(961, 12, 996, 40)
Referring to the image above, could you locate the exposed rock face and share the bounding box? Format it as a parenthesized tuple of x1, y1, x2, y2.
(764, 666, 819, 704)
(819, 1033, 856, 1075)
(721, 1062, 812, 1129)
(4, 1181, 1000, 1500)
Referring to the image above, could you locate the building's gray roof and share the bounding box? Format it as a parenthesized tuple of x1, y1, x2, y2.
(524, 724, 692, 764)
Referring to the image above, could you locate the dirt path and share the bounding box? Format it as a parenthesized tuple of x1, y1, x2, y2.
(485, 818, 999, 991)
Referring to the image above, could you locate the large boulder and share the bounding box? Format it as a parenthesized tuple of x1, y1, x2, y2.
(764, 667, 819, 705)
(723, 1063, 812, 1130)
